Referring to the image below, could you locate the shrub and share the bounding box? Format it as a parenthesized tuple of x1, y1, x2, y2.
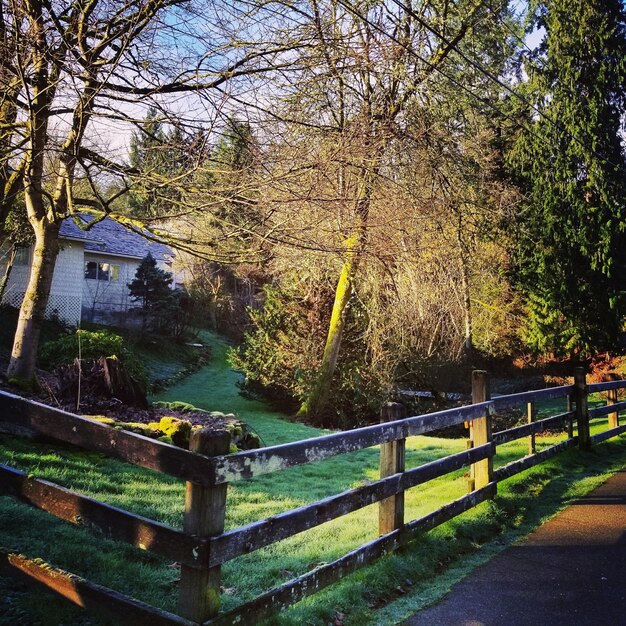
(128, 254, 193, 339)
(229, 283, 388, 426)
(39, 329, 146, 384)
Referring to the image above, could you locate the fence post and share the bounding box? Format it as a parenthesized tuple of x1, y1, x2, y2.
(574, 366, 590, 451)
(607, 387, 619, 430)
(379, 402, 406, 535)
(178, 428, 230, 623)
(527, 401, 536, 455)
(469, 370, 493, 491)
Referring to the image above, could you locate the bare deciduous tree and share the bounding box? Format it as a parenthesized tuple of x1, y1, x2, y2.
(234, 0, 516, 420)
(0, 0, 295, 382)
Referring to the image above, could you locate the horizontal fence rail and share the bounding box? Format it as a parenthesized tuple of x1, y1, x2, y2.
(590, 424, 626, 445)
(493, 439, 577, 482)
(208, 443, 494, 567)
(206, 484, 497, 626)
(0, 391, 217, 486)
(588, 380, 626, 393)
(589, 401, 626, 419)
(0, 465, 209, 568)
(493, 411, 574, 445)
(490, 385, 574, 411)
(0, 549, 195, 626)
(211, 402, 492, 484)
(1, 368, 626, 625)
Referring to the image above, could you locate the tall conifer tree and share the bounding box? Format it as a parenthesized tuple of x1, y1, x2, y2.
(509, 0, 626, 354)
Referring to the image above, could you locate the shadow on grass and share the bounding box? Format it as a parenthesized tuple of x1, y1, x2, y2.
(2, 411, 626, 626)
(0, 435, 184, 525)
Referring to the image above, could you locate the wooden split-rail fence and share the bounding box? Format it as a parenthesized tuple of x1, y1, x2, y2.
(1, 367, 626, 625)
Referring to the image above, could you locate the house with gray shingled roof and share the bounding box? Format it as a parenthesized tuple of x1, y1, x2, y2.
(1, 215, 175, 326)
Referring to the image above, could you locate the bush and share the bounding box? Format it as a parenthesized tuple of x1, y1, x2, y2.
(39, 329, 146, 384)
(229, 283, 388, 427)
(128, 254, 193, 339)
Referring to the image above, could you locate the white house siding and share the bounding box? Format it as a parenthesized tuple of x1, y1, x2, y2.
(81, 253, 139, 319)
(1, 241, 83, 327)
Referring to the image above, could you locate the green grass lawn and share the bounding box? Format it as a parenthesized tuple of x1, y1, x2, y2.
(1, 331, 626, 625)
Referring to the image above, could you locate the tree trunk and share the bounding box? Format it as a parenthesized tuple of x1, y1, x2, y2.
(298, 157, 376, 422)
(298, 232, 360, 421)
(7, 221, 60, 383)
(0, 245, 17, 302)
(456, 215, 473, 356)
(209, 299, 218, 330)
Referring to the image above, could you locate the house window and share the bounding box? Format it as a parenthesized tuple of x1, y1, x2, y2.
(99, 263, 110, 281)
(85, 261, 98, 279)
(14, 247, 29, 265)
(109, 264, 120, 282)
(85, 261, 120, 282)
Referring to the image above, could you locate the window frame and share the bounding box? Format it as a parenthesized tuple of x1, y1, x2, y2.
(85, 260, 121, 283)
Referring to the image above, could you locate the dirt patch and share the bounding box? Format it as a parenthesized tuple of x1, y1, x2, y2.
(0, 355, 261, 450)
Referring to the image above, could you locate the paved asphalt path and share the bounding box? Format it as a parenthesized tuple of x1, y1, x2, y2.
(404, 470, 626, 626)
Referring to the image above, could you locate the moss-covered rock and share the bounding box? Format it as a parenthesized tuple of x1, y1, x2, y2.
(156, 416, 192, 448)
(151, 401, 262, 450)
(152, 400, 197, 413)
(120, 422, 159, 438)
(84, 405, 261, 452)
(84, 414, 193, 448)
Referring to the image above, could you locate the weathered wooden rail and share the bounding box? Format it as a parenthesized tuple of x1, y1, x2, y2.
(0, 366, 625, 625)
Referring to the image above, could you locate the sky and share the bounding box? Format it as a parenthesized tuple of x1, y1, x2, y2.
(89, 0, 546, 163)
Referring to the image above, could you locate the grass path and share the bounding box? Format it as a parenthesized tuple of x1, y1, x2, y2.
(1, 332, 626, 625)
(155, 330, 318, 445)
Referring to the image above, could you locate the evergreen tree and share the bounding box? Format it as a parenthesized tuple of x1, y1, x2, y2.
(509, 0, 626, 354)
(128, 253, 173, 326)
(128, 108, 166, 217)
(211, 117, 259, 229)
(128, 109, 196, 219)
(213, 118, 256, 173)
(128, 254, 194, 336)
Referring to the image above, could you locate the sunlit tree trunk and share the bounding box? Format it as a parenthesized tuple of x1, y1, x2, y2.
(298, 165, 373, 421)
(7, 219, 59, 382)
(291, 0, 487, 421)
(298, 232, 361, 420)
(3, 0, 272, 384)
(6, 8, 60, 384)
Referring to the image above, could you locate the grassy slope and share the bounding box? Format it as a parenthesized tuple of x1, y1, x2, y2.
(0, 331, 625, 625)
(78, 321, 203, 387)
